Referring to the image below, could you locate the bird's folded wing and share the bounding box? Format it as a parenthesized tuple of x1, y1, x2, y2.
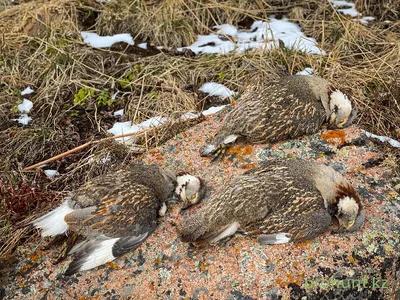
(245, 195, 332, 243)
(77, 183, 159, 238)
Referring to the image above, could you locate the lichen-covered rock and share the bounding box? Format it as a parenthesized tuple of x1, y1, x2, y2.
(3, 108, 399, 299)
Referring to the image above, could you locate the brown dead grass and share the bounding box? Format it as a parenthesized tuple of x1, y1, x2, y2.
(0, 0, 399, 256)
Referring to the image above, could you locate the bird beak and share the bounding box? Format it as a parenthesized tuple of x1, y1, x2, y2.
(336, 118, 348, 129)
(343, 220, 355, 230)
(181, 193, 199, 210)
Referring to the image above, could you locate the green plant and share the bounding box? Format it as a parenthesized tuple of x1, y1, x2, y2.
(95, 89, 115, 107)
(217, 72, 226, 82)
(118, 64, 144, 88)
(118, 71, 135, 88)
(73, 87, 95, 106)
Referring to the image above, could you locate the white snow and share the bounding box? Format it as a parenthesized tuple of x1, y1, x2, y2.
(107, 117, 167, 142)
(181, 112, 201, 120)
(18, 99, 33, 114)
(138, 43, 148, 49)
(13, 114, 32, 126)
(139, 116, 168, 128)
(357, 16, 375, 24)
(329, 0, 360, 17)
(21, 87, 34, 96)
(179, 16, 325, 56)
(113, 109, 124, 117)
(296, 67, 314, 75)
(202, 105, 227, 116)
(111, 91, 119, 100)
(12, 99, 33, 125)
(44, 169, 58, 179)
(81, 32, 134, 48)
(177, 34, 235, 55)
(199, 82, 237, 99)
(214, 24, 238, 36)
(363, 130, 400, 148)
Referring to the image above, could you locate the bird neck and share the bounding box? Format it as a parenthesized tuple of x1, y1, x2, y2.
(312, 164, 350, 209)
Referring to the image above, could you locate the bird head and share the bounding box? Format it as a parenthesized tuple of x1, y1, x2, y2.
(327, 90, 357, 129)
(175, 172, 206, 209)
(335, 196, 362, 231)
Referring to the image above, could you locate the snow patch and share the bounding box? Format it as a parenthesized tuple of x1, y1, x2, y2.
(329, 0, 360, 17)
(202, 105, 227, 116)
(107, 117, 167, 143)
(81, 32, 134, 48)
(44, 169, 59, 179)
(12, 99, 33, 125)
(18, 99, 33, 114)
(363, 130, 400, 148)
(179, 17, 325, 56)
(21, 87, 34, 96)
(13, 114, 32, 126)
(199, 82, 237, 99)
(296, 67, 314, 76)
(113, 109, 124, 117)
(357, 16, 375, 24)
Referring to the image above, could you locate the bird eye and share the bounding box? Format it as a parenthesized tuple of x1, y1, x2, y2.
(334, 105, 339, 113)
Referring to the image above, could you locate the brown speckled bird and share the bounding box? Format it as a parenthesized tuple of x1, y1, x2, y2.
(178, 159, 364, 246)
(201, 75, 357, 157)
(31, 163, 205, 275)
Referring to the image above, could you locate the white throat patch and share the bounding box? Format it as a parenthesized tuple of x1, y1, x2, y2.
(330, 90, 352, 115)
(338, 196, 358, 215)
(175, 174, 200, 200)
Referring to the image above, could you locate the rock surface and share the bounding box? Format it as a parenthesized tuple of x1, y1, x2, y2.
(3, 108, 400, 299)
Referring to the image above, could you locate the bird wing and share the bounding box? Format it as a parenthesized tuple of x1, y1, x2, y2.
(67, 182, 160, 238)
(221, 81, 326, 143)
(245, 192, 332, 242)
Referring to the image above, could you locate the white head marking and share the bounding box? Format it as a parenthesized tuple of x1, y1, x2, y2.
(329, 90, 353, 126)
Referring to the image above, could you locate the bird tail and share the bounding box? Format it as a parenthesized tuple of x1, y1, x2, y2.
(64, 233, 148, 276)
(31, 200, 75, 237)
(199, 134, 238, 159)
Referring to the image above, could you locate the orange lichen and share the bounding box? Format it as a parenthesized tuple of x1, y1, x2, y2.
(29, 251, 42, 263)
(200, 262, 206, 271)
(243, 163, 255, 170)
(295, 240, 311, 248)
(320, 130, 346, 145)
(106, 262, 119, 269)
(349, 256, 355, 264)
(225, 145, 253, 159)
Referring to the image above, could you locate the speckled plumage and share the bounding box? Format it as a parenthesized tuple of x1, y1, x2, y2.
(201, 75, 357, 157)
(32, 163, 205, 275)
(178, 159, 364, 246)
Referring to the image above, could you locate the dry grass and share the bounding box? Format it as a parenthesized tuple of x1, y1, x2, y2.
(0, 0, 399, 256)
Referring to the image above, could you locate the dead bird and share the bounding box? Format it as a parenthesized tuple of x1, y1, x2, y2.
(31, 163, 206, 275)
(178, 159, 364, 246)
(200, 75, 357, 158)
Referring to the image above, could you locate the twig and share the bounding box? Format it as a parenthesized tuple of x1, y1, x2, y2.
(23, 128, 150, 171)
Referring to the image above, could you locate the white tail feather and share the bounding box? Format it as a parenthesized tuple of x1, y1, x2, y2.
(210, 221, 240, 243)
(31, 201, 75, 237)
(79, 238, 119, 272)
